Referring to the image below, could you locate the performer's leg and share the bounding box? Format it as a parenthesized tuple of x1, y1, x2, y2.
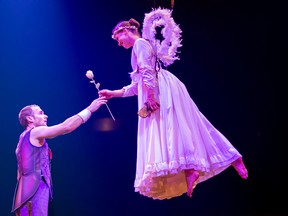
(232, 157, 248, 179)
(185, 169, 200, 198)
(28, 201, 32, 216)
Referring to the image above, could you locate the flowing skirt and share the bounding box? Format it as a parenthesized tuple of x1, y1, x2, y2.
(134, 69, 242, 200)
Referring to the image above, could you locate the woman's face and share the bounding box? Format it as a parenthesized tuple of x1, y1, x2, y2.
(114, 30, 132, 49)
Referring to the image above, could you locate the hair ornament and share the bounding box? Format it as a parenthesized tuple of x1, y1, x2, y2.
(142, 7, 182, 67)
(112, 26, 138, 39)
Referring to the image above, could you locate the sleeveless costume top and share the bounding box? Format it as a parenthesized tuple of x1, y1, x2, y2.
(11, 129, 53, 212)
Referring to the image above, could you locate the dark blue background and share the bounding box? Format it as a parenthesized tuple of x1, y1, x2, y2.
(1, 0, 285, 215)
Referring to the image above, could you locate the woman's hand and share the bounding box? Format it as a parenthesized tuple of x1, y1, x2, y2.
(146, 98, 160, 112)
(98, 89, 114, 99)
(99, 89, 125, 99)
(146, 88, 160, 112)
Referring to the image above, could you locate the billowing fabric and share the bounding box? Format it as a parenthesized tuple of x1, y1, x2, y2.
(122, 38, 242, 200)
(12, 129, 52, 213)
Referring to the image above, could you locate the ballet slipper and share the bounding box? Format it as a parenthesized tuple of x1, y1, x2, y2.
(232, 157, 248, 179)
(185, 170, 200, 198)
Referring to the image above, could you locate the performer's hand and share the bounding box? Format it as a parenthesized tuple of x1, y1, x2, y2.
(146, 88, 160, 112)
(146, 98, 160, 112)
(98, 89, 114, 99)
(88, 96, 107, 113)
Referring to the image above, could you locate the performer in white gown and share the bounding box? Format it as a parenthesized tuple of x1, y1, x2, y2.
(98, 11, 248, 200)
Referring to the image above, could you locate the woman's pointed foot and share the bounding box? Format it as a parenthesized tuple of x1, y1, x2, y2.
(232, 157, 248, 179)
(185, 170, 200, 198)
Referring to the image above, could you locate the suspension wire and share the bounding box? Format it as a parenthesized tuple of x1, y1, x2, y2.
(153, 0, 161, 72)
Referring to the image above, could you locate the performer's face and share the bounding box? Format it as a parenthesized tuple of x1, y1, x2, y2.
(30, 106, 48, 127)
(115, 30, 132, 49)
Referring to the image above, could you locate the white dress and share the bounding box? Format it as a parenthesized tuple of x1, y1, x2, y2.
(122, 38, 242, 200)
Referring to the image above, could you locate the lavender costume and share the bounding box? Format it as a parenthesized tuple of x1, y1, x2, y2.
(12, 129, 53, 216)
(122, 38, 243, 199)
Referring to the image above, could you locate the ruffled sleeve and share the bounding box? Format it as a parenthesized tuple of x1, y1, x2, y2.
(122, 69, 139, 97)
